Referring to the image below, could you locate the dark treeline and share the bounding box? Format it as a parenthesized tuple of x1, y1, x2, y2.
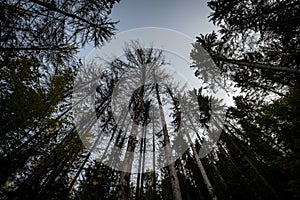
(0, 0, 299, 200)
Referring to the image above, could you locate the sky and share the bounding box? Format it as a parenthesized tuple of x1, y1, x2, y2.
(78, 0, 216, 58)
(78, 0, 232, 106)
(77, 0, 232, 106)
(110, 0, 216, 37)
(76, 1, 232, 165)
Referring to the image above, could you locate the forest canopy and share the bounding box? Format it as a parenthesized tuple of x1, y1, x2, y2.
(0, 0, 299, 199)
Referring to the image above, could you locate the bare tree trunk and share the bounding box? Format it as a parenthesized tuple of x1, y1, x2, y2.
(117, 122, 139, 199)
(155, 83, 182, 200)
(186, 133, 217, 200)
(209, 154, 226, 187)
(118, 81, 146, 199)
(68, 111, 118, 195)
(152, 109, 157, 199)
(140, 127, 147, 197)
(135, 126, 146, 199)
(177, 159, 191, 200)
(109, 118, 131, 167)
(179, 95, 217, 200)
(99, 107, 127, 164)
(213, 54, 300, 74)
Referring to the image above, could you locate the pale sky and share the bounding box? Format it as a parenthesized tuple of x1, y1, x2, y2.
(110, 0, 215, 37)
(78, 1, 232, 106)
(79, 0, 216, 58)
(76, 1, 231, 165)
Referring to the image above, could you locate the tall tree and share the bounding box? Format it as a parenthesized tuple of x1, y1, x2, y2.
(0, 0, 119, 198)
(1, 0, 119, 51)
(191, 0, 300, 100)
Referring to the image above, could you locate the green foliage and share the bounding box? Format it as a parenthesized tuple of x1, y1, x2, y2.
(0, 0, 119, 198)
(193, 0, 299, 100)
(222, 85, 300, 199)
(189, 1, 300, 199)
(76, 161, 119, 200)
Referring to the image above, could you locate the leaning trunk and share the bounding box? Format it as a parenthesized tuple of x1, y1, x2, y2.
(155, 83, 182, 200)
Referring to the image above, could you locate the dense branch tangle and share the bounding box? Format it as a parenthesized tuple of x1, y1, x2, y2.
(0, 0, 119, 52)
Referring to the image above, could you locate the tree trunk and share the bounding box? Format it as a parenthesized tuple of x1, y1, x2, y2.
(179, 93, 217, 200)
(135, 126, 146, 199)
(152, 109, 157, 199)
(117, 121, 139, 199)
(155, 83, 182, 200)
(218, 143, 259, 198)
(213, 115, 280, 200)
(186, 133, 218, 200)
(140, 127, 147, 197)
(118, 84, 146, 199)
(213, 54, 300, 75)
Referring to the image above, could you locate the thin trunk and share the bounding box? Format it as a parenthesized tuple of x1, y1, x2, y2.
(152, 109, 157, 199)
(179, 94, 217, 199)
(227, 120, 287, 154)
(135, 127, 145, 199)
(213, 115, 280, 200)
(117, 123, 139, 199)
(67, 113, 113, 195)
(248, 82, 287, 97)
(213, 54, 300, 74)
(186, 132, 217, 200)
(218, 143, 259, 198)
(177, 159, 191, 200)
(140, 127, 147, 197)
(186, 153, 204, 200)
(223, 130, 280, 200)
(0, 46, 75, 51)
(166, 87, 204, 143)
(108, 119, 131, 167)
(210, 154, 226, 186)
(14, 133, 81, 194)
(40, 146, 83, 195)
(99, 106, 127, 163)
(155, 83, 182, 200)
(28, 0, 102, 28)
(118, 83, 146, 199)
(13, 88, 108, 155)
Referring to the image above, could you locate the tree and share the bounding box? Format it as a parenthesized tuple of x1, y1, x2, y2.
(192, 0, 300, 101)
(189, 1, 299, 199)
(2, 0, 299, 199)
(224, 86, 300, 199)
(101, 42, 183, 199)
(0, 53, 78, 187)
(0, 1, 119, 198)
(1, 0, 119, 51)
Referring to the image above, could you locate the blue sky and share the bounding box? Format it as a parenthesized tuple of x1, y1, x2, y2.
(76, 0, 232, 134)
(78, 0, 232, 105)
(110, 0, 216, 37)
(77, 0, 232, 104)
(79, 0, 216, 58)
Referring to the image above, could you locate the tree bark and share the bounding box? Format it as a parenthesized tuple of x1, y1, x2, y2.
(186, 133, 218, 200)
(152, 109, 157, 199)
(213, 54, 300, 75)
(118, 81, 146, 199)
(135, 127, 145, 199)
(155, 83, 182, 200)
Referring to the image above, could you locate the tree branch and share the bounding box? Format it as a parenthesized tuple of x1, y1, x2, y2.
(213, 55, 300, 75)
